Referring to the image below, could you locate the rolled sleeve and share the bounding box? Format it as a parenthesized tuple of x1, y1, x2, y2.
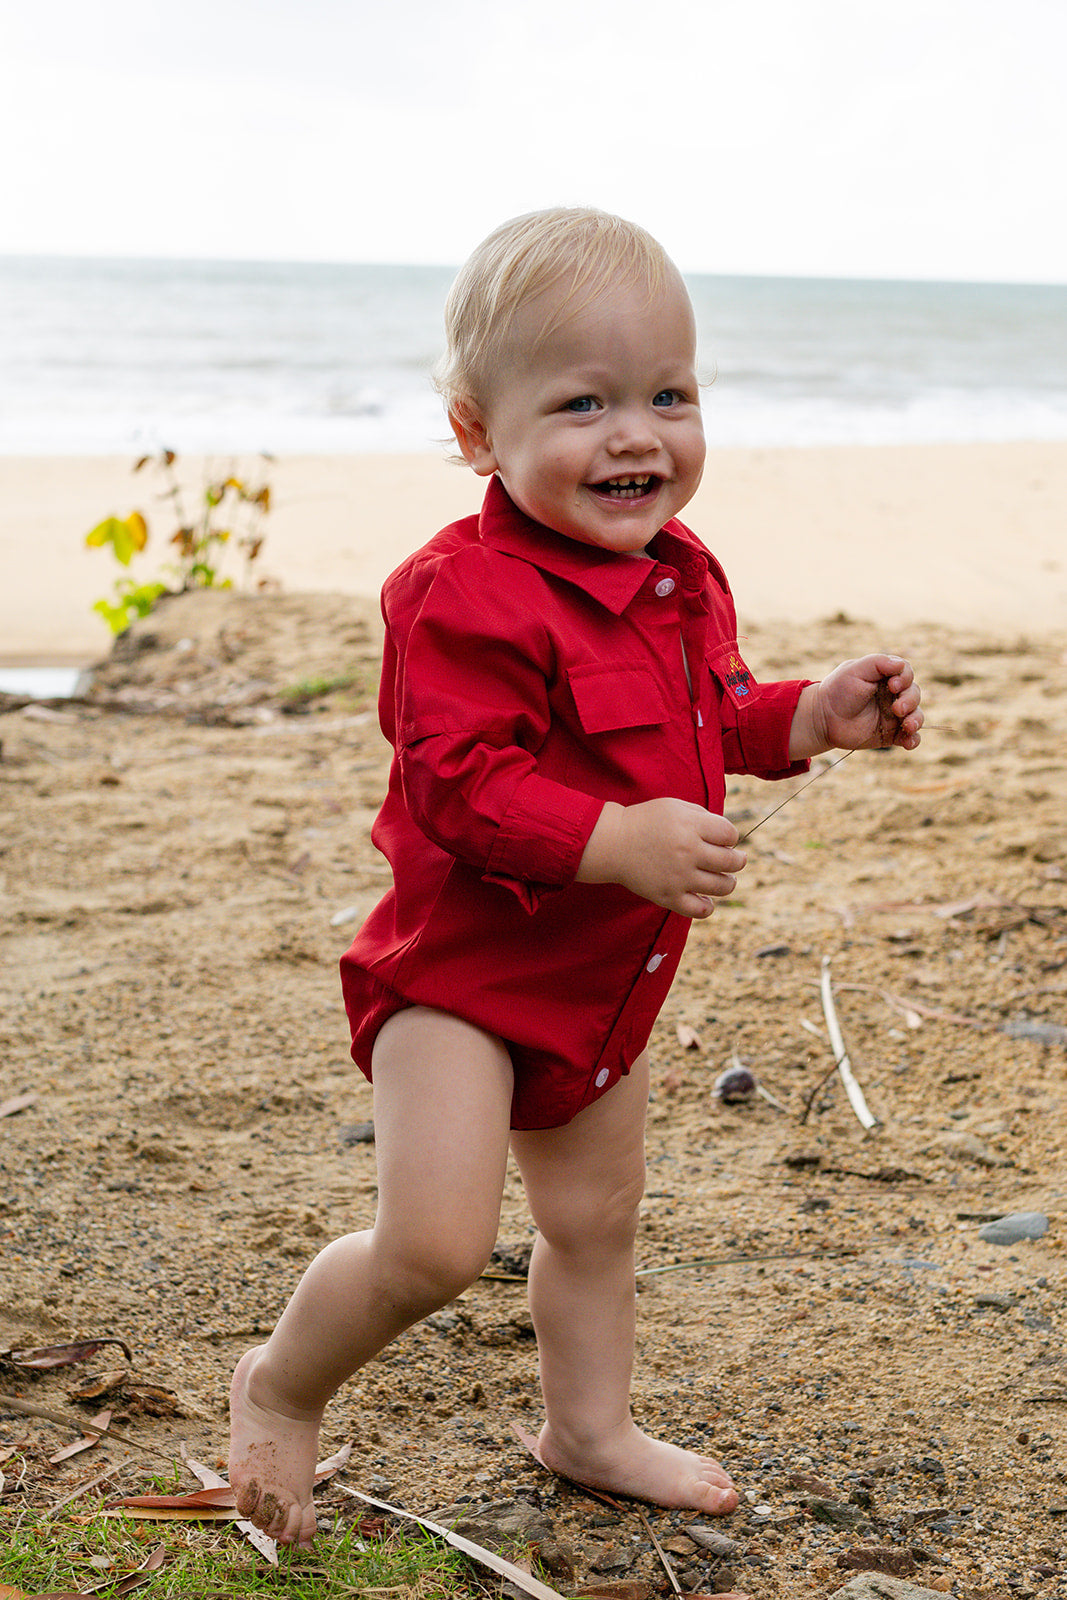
(484, 773, 603, 903)
(721, 677, 814, 779)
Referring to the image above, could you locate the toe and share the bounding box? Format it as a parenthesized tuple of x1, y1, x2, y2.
(698, 1479, 739, 1515)
(234, 1477, 262, 1521)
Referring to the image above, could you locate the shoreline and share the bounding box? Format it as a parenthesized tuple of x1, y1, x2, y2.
(1, 440, 1064, 664)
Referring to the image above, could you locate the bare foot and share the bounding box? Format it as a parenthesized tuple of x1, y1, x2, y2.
(228, 1346, 324, 1549)
(536, 1417, 740, 1516)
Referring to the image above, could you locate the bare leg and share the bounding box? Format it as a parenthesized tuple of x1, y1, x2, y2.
(510, 1054, 740, 1517)
(229, 1008, 514, 1547)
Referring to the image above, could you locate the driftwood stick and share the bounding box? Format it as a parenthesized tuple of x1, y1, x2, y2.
(820, 958, 878, 1130)
(0, 1392, 173, 1465)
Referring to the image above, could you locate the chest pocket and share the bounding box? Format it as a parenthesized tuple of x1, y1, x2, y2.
(567, 663, 670, 734)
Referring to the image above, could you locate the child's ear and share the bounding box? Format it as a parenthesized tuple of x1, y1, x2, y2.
(449, 400, 498, 476)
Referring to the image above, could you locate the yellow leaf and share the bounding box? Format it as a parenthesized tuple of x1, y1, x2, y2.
(127, 511, 148, 552)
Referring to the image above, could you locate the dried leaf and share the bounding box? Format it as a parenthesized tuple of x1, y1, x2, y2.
(339, 1484, 571, 1600)
(116, 1440, 353, 1520)
(68, 1370, 130, 1403)
(108, 1485, 236, 1512)
(180, 1446, 277, 1565)
(6, 1339, 132, 1370)
(49, 1410, 111, 1464)
(675, 1023, 702, 1050)
(101, 1505, 237, 1524)
(121, 1385, 181, 1418)
(84, 1545, 164, 1597)
(0, 1093, 37, 1119)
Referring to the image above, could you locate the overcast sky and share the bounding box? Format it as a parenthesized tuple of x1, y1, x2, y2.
(2, 0, 1064, 282)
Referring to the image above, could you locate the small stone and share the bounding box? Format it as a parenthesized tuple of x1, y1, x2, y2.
(339, 1120, 375, 1145)
(686, 1525, 741, 1557)
(975, 1292, 1016, 1310)
(787, 1471, 837, 1496)
(828, 1575, 958, 1600)
(836, 1548, 918, 1577)
(589, 1543, 633, 1574)
(928, 1130, 1008, 1167)
(1002, 1019, 1067, 1044)
(708, 1564, 739, 1593)
(978, 1211, 1049, 1245)
(807, 1496, 868, 1527)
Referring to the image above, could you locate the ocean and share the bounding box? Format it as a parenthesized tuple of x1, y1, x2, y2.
(2, 256, 1066, 457)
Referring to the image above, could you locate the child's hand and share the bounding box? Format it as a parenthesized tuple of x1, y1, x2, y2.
(792, 654, 923, 757)
(577, 798, 746, 919)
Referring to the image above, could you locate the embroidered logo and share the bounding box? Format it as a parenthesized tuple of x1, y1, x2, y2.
(724, 653, 752, 698)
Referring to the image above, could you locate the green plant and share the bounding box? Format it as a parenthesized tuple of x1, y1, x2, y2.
(86, 449, 272, 635)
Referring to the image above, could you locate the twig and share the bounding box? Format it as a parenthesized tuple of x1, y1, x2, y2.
(737, 750, 856, 842)
(0, 1393, 173, 1465)
(799, 1061, 846, 1124)
(832, 981, 985, 1030)
(46, 1457, 137, 1516)
(635, 1245, 862, 1276)
(636, 1507, 683, 1596)
(819, 958, 878, 1130)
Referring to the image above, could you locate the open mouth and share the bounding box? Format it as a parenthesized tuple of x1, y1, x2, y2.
(590, 474, 660, 501)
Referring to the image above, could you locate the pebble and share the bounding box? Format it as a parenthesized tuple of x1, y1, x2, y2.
(978, 1210, 1049, 1245)
(836, 1548, 918, 1577)
(685, 1525, 741, 1557)
(829, 1577, 954, 1600)
(1002, 1019, 1067, 1045)
(807, 1496, 869, 1527)
(339, 1120, 375, 1145)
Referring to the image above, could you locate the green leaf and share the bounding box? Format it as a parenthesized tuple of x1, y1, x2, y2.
(85, 513, 148, 566)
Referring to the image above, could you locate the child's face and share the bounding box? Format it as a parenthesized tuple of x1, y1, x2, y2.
(452, 272, 705, 556)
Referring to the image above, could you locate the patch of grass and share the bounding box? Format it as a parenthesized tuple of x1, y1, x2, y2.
(280, 667, 376, 709)
(0, 1502, 477, 1598)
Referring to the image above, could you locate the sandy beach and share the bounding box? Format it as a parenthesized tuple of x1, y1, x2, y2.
(2, 437, 1067, 1596)
(2, 439, 1065, 663)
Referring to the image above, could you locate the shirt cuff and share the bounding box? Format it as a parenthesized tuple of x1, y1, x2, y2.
(483, 774, 604, 911)
(727, 678, 813, 778)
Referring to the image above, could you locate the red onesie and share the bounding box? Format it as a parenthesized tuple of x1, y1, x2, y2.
(340, 475, 810, 1129)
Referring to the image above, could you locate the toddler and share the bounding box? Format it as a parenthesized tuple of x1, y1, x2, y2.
(229, 207, 923, 1550)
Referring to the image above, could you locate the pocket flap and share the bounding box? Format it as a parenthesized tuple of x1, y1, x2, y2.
(567, 664, 670, 734)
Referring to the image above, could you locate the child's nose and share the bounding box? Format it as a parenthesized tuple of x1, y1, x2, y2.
(607, 407, 660, 455)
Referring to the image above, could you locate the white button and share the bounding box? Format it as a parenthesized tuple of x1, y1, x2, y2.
(595, 1067, 610, 1088)
(646, 952, 665, 973)
(654, 577, 675, 597)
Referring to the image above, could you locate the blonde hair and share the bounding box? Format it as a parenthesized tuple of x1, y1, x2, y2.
(434, 207, 678, 414)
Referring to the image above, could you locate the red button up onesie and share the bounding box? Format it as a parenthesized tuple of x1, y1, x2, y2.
(340, 476, 811, 1129)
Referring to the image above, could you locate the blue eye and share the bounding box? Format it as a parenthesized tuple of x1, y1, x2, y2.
(564, 396, 598, 413)
(653, 390, 679, 407)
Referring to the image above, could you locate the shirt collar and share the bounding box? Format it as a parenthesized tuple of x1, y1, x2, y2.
(478, 475, 708, 615)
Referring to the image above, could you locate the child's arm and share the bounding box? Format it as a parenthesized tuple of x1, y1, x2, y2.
(788, 653, 923, 761)
(576, 797, 745, 922)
